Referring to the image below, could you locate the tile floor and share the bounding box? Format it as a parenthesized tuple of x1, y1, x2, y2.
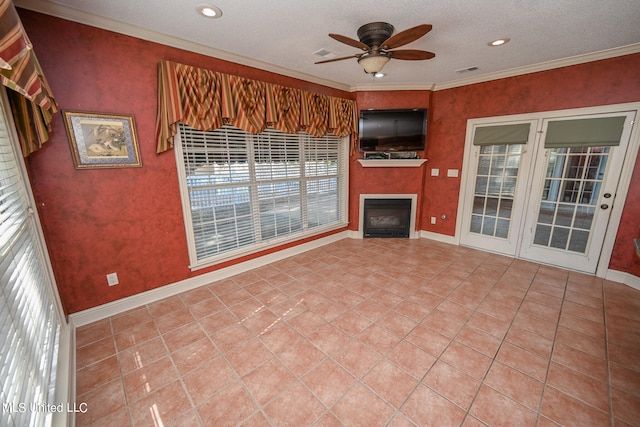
(74, 238, 640, 426)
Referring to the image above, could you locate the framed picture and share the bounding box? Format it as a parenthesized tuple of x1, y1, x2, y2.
(63, 111, 142, 169)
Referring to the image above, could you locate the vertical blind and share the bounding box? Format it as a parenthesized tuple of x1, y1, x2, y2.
(176, 124, 347, 267)
(0, 90, 61, 427)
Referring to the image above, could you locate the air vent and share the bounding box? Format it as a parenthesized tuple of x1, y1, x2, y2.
(313, 49, 337, 59)
(455, 65, 479, 73)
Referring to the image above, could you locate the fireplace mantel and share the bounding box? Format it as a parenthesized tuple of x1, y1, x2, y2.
(357, 159, 428, 168)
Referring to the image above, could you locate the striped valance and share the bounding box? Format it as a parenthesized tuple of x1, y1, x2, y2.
(0, 0, 57, 156)
(155, 60, 358, 153)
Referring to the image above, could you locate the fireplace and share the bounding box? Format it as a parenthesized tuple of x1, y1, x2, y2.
(363, 198, 412, 238)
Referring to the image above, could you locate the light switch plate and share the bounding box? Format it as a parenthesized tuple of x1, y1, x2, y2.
(447, 169, 459, 177)
(431, 168, 439, 176)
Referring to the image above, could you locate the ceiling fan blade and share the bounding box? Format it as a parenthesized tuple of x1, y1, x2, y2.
(388, 49, 436, 60)
(315, 54, 362, 64)
(329, 33, 370, 50)
(381, 24, 432, 49)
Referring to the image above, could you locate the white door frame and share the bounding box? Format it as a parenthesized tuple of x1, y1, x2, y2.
(457, 119, 538, 256)
(456, 102, 640, 277)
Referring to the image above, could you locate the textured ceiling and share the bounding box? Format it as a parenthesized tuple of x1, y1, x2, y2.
(15, 0, 640, 91)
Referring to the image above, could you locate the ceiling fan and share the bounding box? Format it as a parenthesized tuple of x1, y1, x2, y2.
(316, 22, 435, 75)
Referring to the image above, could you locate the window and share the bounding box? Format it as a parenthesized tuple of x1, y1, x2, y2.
(175, 124, 348, 268)
(0, 90, 65, 427)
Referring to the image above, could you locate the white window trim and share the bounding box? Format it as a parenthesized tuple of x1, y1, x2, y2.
(0, 88, 72, 427)
(174, 125, 350, 271)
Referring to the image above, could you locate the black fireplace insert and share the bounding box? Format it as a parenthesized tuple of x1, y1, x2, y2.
(363, 198, 411, 238)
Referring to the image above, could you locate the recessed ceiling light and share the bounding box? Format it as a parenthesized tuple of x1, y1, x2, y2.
(373, 72, 386, 78)
(196, 4, 222, 18)
(488, 38, 510, 46)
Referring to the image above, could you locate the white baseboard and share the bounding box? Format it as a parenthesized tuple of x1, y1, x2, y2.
(419, 230, 458, 245)
(347, 229, 361, 239)
(606, 269, 640, 292)
(69, 231, 349, 327)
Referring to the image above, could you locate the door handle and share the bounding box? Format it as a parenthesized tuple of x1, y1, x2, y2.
(603, 193, 612, 198)
(600, 204, 609, 210)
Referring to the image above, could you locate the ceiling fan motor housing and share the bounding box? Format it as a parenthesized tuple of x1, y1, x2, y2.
(357, 22, 394, 48)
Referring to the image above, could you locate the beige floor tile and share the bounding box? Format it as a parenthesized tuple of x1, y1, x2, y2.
(72, 239, 640, 426)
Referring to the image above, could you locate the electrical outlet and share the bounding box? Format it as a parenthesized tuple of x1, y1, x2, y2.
(106, 272, 119, 286)
(431, 217, 436, 224)
(447, 169, 459, 177)
(431, 168, 439, 177)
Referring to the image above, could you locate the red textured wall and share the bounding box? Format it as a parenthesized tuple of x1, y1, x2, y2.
(349, 91, 431, 231)
(19, 10, 353, 314)
(18, 10, 640, 314)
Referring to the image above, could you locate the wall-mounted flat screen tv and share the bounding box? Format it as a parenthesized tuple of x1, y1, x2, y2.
(359, 108, 427, 152)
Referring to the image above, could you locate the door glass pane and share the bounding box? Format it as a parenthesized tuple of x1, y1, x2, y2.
(569, 230, 589, 253)
(469, 142, 524, 239)
(496, 219, 510, 238)
(470, 215, 482, 233)
(482, 216, 496, 236)
(472, 196, 485, 214)
(475, 176, 488, 194)
(550, 227, 570, 249)
(490, 155, 505, 175)
(542, 179, 561, 202)
(538, 202, 555, 224)
(502, 178, 517, 196)
(494, 145, 507, 154)
(477, 156, 490, 175)
(534, 224, 551, 246)
(546, 150, 566, 177)
(508, 144, 523, 155)
(488, 177, 502, 196)
(532, 146, 610, 254)
(485, 197, 499, 216)
(498, 199, 513, 218)
(556, 204, 575, 227)
(574, 206, 595, 229)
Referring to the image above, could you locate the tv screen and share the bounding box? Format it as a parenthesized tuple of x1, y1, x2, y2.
(359, 109, 427, 152)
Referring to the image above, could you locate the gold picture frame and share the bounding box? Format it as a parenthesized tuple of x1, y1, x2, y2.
(63, 111, 142, 169)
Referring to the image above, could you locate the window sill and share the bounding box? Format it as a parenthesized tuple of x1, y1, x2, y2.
(188, 223, 349, 271)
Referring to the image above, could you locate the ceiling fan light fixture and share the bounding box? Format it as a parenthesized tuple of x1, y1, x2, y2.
(358, 53, 391, 74)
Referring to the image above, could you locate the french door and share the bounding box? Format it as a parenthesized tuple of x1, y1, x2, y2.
(460, 109, 636, 274)
(458, 121, 537, 255)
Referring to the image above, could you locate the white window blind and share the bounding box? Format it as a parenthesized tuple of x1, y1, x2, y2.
(175, 124, 348, 267)
(0, 91, 63, 427)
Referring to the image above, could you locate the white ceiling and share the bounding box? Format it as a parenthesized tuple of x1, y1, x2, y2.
(15, 0, 640, 91)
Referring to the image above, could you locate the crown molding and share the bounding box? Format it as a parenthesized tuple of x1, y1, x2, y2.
(349, 83, 436, 92)
(14, 0, 352, 92)
(433, 43, 640, 91)
(15, 0, 640, 95)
